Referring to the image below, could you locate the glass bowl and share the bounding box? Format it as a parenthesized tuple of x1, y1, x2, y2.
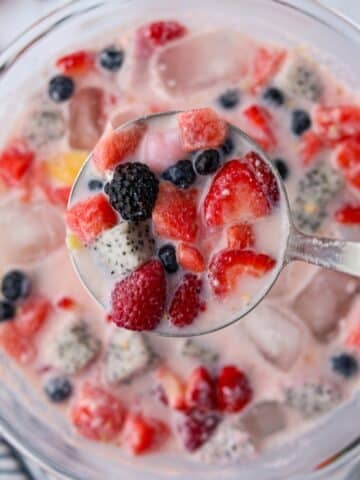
(0, 1, 360, 478)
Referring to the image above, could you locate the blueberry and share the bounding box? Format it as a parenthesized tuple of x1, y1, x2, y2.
(100, 47, 125, 71)
(221, 137, 235, 156)
(263, 87, 285, 106)
(48, 75, 75, 103)
(88, 179, 104, 191)
(273, 158, 289, 181)
(0, 301, 15, 322)
(291, 109, 311, 136)
(162, 160, 196, 189)
(1, 271, 31, 302)
(217, 89, 240, 109)
(44, 376, 73, 403)
(331, 353, 358, 379)
(194, 149, 221, 175)
(158, 244, 178, 274)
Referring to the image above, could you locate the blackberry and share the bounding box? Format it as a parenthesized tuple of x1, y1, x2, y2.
(162, 160, 196, 189)
(1, 270, 31, 302)
(105, 162, 159, 222)
(273, 158, 289, 181)
(331, 354, 358, 379)
(88, 179, 103, 191)
(291, 109, 311, 136)
(44, 376, 73, 402)
(263, 87, 285, 106)
(0, 301, 15, 322)
(218, 89, 240, 109)
(194, 149, 221, 175)
(48, 75, 75, 103)
(99, 47, 125, 72)
(158, 244, 178, 274)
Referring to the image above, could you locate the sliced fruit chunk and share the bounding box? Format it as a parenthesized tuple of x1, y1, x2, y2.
(335, 137, 360, 190)
(314, 105, 360, 145)
(217, 365, 253, 413)
(135, 20, 187, 58)
(185, 366, 217, 410)
(245, 151, 279, 205)
(169, 274, 204, 328)
(227, 223, 255, 250)
(249, 47, 286, 93)
(177, 243, 205, 273)
(16, 295, 51, 336)
(0, 323, 36, 365)
(298, 130, 324, 166)
(175, 408, 220, 452)
(47, 150, 88, 186)
(122, 414, 167, 455)
(335, 204, 360, 224)
(242, 105, 276, 152)
(56, 50, 95, 76)
(156, 365, 186, 410)
(0, 140, 34, 185)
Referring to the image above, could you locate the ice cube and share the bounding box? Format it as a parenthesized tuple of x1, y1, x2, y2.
(244, 303, 302, 371)
(139, 129, 187, 173)
(242, 401, 286, 439)
(69, 87, 105, 150)
(291, 269, 360, 340)
(269, 261, 318, 300)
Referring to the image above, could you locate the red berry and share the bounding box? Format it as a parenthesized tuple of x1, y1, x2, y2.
(122, 413, 167, 455)
(110, 260, 166, 331)
(204, 159, 271, 228)
(71, 383, 125, 442)
(335, 137, 360, 190)
(242, 105, 276, 152)
(169, 274, 204, 328)
(185, 366, 217, 410)
(16, 295, 51, 337)
(176, 408, 220, 452)
(249, 47, 286, 93)
(347, 325, 360, 348)
(0, 140, 34, 186)
(51, 186, 71, 206)
(227, 223, 255, 250)
(335, 204, 360, 224)
(66, 194, 117, 245)
(57, 297, 76, 310)
(0, 323, 36, 365)
(178, 108, 228, 152)
(135, 21, 187, 58)
(314, 105, 360, 145)
(153, 183, 198, 242)
(177, 243, 205, 273)
(217, 365, 253, 413)
(56, 50, 95, 76)
(298, 130, 324, 166)
(245, 151, 279, 204)
(156, 366, 186, 410)
(208, 248, 276, 297)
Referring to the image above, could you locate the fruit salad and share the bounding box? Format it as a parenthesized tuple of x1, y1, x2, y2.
(0, 18, 360, 466)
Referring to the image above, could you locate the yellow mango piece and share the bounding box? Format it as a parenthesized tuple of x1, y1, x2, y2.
(47, 151, 88, 186)
(66, 234, 83, 251)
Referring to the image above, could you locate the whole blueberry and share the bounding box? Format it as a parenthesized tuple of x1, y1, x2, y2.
(158, 244, 178, 274)
(218, 89, 240, 109)
(48, 75, 75, 103)
(44, 376, 73, 402)
(0, 301, 15, 322)
(263, 87, 285, 106)
(99, 47, 125, 71)
(291, 109, 311, 136)
(273, 158, 289, 181)
(88, 179, 104, 191)
(221, 137, 235, 156)
(331, 353, 358, 379)
(2, 271, 31, 302)
(194, 149, 221, 175)
(162, 160, 196, 189)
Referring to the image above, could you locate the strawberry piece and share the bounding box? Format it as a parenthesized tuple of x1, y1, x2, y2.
(217, 365, 253, 413)
(347, 325, 360, 348)
(250, 47, 286, 93)
(227, 223, 255, 250)
(153, 183, 198, 242)
(93, 123, 147, 173)
(335, 204, 360, 224)
(314, 105, 360, 145)
(208, 249, 276, 297)
(135, 21, 187, 58)
(242, 105, 276, 152)
(57, 297, 76, 310)
(298, 130, 324, 166)
(16, 295, 51, 336)
(52, 186, 71, 206)
(156, 366, 186, 410)
(0, 140, 34, 186)
(204, 159, 271, 227)
(56, 50, 95, 75)
(185, 366, 217, 411)
(245, 151, 279, 204)
(71, 383, 125, 442)
(169, 274, 204, 328)
(176, 408, 220, 452)
(178, 108, 228, 152)
(122, 414, 167, 455)
(110, 260, 166, 331)
(66, 194, 117, 245)
(335, 137, 360, 190)
(177, 243, 205, 273)
(0, 323, 36, 365)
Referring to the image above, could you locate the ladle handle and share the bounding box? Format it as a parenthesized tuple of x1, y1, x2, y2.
(286, 227, 360, 277)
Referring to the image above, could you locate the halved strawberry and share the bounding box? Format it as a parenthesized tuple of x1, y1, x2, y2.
(249, 47, 286, 93)
(298, 130, 324, 166)
(135, 21, 187, 58)
(156, 366, 186, 410)
(93, 122, 147, 173)
(0, 140, 34, 186)
(178, 108, 228, 152)
(169, 274, 204, 328)
(66, 194, 117, 245)
(56, 50, 95, 76)
(204, 159, 271, 227)
(122, 413, 168, 455)
(242, 105, 276, 152)
(177, 243, 205, 273)
(152, 183, 198, 242)
(227, 223, 255, 250)
(245, 151, 279, 204)
(314, 105, 360, 145)
(16, 295, 51, 336)
(335, 204, 360, 224)
(185, 366, 217, 411)
(0, 323, 36, 365)
(217, 365, 253, 413)
(208, 248, 276, 297)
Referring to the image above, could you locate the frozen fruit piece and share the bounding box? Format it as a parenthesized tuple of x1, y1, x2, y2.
(335, 137, 360, 190)
(227, 224, 255, 250)
(217, 365, 253, 413)
(242, 105, 276, 152)
(242, 401, 286, 438)
(263, 87, 285, 107)
(48, 75, 74, 103)
(104, 328, 153, 384)
(122, 413, 167, 455)
(156, 365, 186, 410)
(1, 270, 31, 302)
(158, 244, 179, 274)
(335, 204, 360, 224)
(285, 381, 341, 417)
(153, 183, 198, 242)
(245, 151, 280, 205)
(249, 47, 286, 93)
(91, 222, 155, 277)
(0, 323, 36, 364)
(44, 376, 73, 403)
(175, 408, 220, 452)
(0, 140, 34, 185)
(331, 353, 358, 378)
(16, 295, 50, 337)
(162, 159, 196, 190)
(177, 243, 205, 273)
(194, 149, 221, 175)
(99, 47, 125, 71)
(71, 383, 124, 441)
(47, 150, 88, 186)
(23, 109, 65, 149)
(169, 274, 204, 328)
(66, 194, 117, 245)
(93, 122, 147, 173)
(218, 89, 241, 109)
(181, 339, 219, 364)
(314, 105, 360, 145)
(56, 50, 95, 75)
(178, 108, 228, 152)
(50, 320, 101, 374)
(110, 259, 166, 331)
(185, 366, 217, 410)
(291, 109, 311, 136)
(298, 130, 324, 166)
(204, 160, 271, 227)
(139, 129, 187, 173)
(135, 20, 187, 58)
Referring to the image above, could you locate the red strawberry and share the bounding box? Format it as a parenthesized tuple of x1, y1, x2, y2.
(227, 223, 255, 250)
(347, 325, 360, 348)
(57, 296, 76, 310)
(245, 151, 279, 204)
(0, 140, 34, 185)
(135, 21, 187, 58)
(185, 366, 217, 411)
(298, 130, 324, 166)
(169, 274, 204, 328)
(178, 108, 228, 152)
(66, 194, 117, 245)
(177, 243, 205, 273)
(0, 324, 36, 365)
(314, 105, 360, 145)
(242, 105, 276, 152)
(175, 408, 220, 452)
(93, 123, 147, 173)
(110, 260, 166, 331)
(71, 383, 125, 442)
(156, 366, 186, 410)
(217, 365, 253, 413)
(56, 50, 95, 75)
(204, 159, 271, 227)
(153, 183, 198, 242)
(122, 413, 168, 455)
(249, 47, 286, 93)
(208, 249, 276, 297)
(16, 295, 51, 336)
(335, 137, 360, 190)
(335, 204, 360, 224)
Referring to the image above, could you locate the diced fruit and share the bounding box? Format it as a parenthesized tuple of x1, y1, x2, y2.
(66, 194, 117, 245)
(122, 414, 167, 455)
(169, 274, 204, 328)
(110, 260, 166, 331)
(314, 105, 360, 145)
(0, 323, 36, 364)
(48, 75, 75, 103)
(99, 47, 125, 72)
(208, 249, 276, 297)
(204, 159, 271, 227)
(291, 109, 311, 136)
(242, 105, 276, 152)
(298, 131, 324, 166)
(175, 408, 220, 452)
(185, 366, 217, 410)
(71, 383, 125, 441)
(335, 137, 360, 190)
(0, 140, 34, 185)
(227, 224, 255, 250)
(47, 150, 88, 186)
(245, 151, 279, 204)
(23, 109, 65, 150)
(1, 270, 31, 302)
(158, 244, 179, 274)
(93, 123, 147, 173)
(162, 159, 196, 189)
(331, 353, 358, 379)
(285, 381, 341, 417)
(56, 50, 95, 75)
(51, 186, 71, 206)
(178, 108, 228, 152)
(156, 365, 186, 410)
(153, 183, 198, 242)
(15, 295, 51, 336)
(56, 297, 76, 310)
(335, 204, 360, 224)
(135, 21, 187, 58)
(217, 365, 253, 413)
(177, 243, 205, 273)
(44, 376, 73, 403)
(249, 47, 286, 93)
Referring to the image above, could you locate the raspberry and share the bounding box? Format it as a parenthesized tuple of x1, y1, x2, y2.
(217, 365, 253, 413)
(176, 408, 220, 452)
(185, 366, 217, 411)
